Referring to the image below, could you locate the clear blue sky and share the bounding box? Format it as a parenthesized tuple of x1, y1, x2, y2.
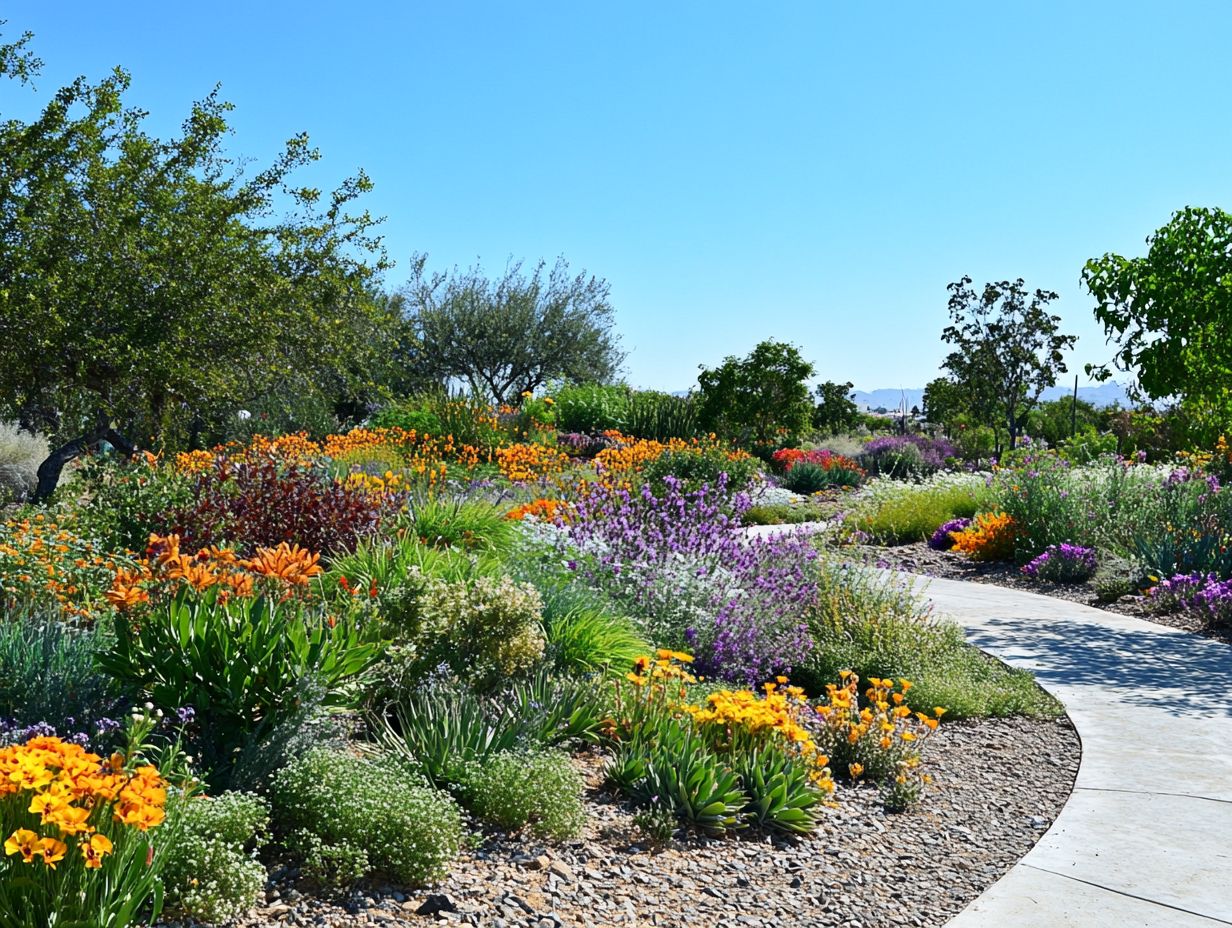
(4, 2, 1229, 392)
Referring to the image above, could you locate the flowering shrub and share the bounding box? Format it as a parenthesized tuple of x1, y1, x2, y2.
(780, 459, 863, 493)
(1147, 572, 1232, 628)
(271, 747, 462, 888)
(555, 431, 617, 458)
(812, 672, 942, 810)
(0, 515, 128, 623)
(1021, 544, 1098, 583)
(506, 498, 571, 522)
(0, 735, 174, 927)
(772, 447, 863, 476)
(558, 476, 816, 683)
(840, 472, 990, 546)
(927, 517, 972, 551)
(459, 750, 586, 841)
(640, 444, 761, 495)
(495, 442, 570, 483)
(951, 512, 1019, 561)
(161, 453, 402, 556)
(859, 435, 956, 479)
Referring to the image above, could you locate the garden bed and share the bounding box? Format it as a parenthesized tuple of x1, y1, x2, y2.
(852, 541, 1232, 646)
(186, 716, 1077, 928)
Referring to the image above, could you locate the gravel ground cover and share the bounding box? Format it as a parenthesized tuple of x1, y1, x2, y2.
(183, 716, 1077, 928)
(854, 541, 1232, 646)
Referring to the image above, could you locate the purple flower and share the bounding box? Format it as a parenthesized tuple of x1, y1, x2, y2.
(1021, 544, 1097, 583)
(928, 517, 972, 551)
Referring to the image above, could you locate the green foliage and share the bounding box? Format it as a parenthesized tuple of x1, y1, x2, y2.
(696, 339, 816, 451)
(922, 377, 966, 431)
(1027, 398, 1103, 448)
(536, 583, 650, 675)
(730, 748, 823, 835)
(813, 381, 860, 435)
(0, 33, 394, 499)
(459, 750, 586, 841)
(401, 256, 624, 404)
(67, 456, 194, 554)
(410, 497, 516, 554)
(373, 673, 603, 791)
(1084, 206, 1232, 441)
(780, 461, 855, 494)
(271, 748, 462, 888)
(842, 474, 990, 545)
(640, 446, 761, 496)
(1057, 427, 1118, 464)
(0, 618, 120, 735)
(101, 591, 385, 788)
(941, 277, 1076, 450)
(553, 383, 631, 434)
(161, 792, 269, 925)
(741, 501, 828, 526)
(800, 557, 1059, 719)
(625, 390, 700, 441)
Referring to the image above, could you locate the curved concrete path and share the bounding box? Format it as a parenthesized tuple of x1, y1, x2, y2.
(920, 576, 1232, 928)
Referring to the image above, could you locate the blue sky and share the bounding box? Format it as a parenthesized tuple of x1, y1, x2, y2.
(4, 2, 1229, 392)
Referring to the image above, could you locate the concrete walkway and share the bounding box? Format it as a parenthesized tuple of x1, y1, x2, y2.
(919, 576, 1232, 928)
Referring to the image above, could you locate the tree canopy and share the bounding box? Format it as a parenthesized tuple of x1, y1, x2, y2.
(696, 339, 815, 450)
(813, 380, 860, 434)
(0, 29, 394, 499)
(940, 277, 1075, 451)
(1083, 206, 1232, 439)
(399, 255, 624, 404)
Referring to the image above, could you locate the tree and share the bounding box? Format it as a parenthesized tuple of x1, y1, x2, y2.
(1083, 206, 1232, 440)
(399, 254, 624, 404)
(940, 277, 1075, 452)
(696, 340, 815, 450)
(1026, 397, 1100, 447)
(0, 30, 394, 500)
(922, 377, 966, 432)
(813, 380, 860, 434)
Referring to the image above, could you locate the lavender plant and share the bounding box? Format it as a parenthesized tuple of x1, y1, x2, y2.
(927, 517, 972, 551)
(1020, 544, 1098, 583)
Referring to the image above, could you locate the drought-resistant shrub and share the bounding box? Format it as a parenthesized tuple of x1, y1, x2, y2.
(459, 750, 586, 840)
(859, 435, 956, 479)
(1021, 544, 1098, 583)
(161, 454, 400, 556)
(553, 383, 630, 434)
(841, 472, 989, 545)
(0, 420, 48, 503)
(771, 448, 865, 488)
(625, 390, 699, 442)
(67, 454, 195, 555)
(271, 748, 461, 888)
(161, 792, 269, 924)
(927, 517, 972, 550)
(951, 512, 1018, 561)
(0, 735, 176, 928)
(640, 445, 761, 496)
(780, 460, 859, 493)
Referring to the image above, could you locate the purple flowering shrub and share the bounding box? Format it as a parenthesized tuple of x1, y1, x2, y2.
(1147, 572, 1232, 628)
(860, 435, 957, 479)
(927, 517, 972, 551)
(1020, 544, 1097, 583)
(557, 475, 817, 683)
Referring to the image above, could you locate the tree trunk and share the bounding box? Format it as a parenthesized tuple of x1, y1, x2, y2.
(31, 412, 138, 503)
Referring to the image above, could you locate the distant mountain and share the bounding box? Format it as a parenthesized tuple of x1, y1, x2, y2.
(851, 382, 1131, 412)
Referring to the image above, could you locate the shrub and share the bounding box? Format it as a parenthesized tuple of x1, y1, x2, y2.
(741, 502, 828, 526)
(101, 589, 385, 788)
(161, 792, 269, 924)
(553, 383, 631, 434)
(496, 441, 571, 483)
(66, 454, 196, 555)
(1021, 544, 1098, 583)
(0, 735, 176, 928)
(927, 517, 972, 550)
(0, 618, 121, 739)
(161, 453, 400, 556)
(859, 434, 956, 478)
(771, 448, 865, 488)
(640, 445, 761, 496)
(780, 461, 857, 494)
(951, 512, 1018, 561)
(0, 420, 48, 504)
(460, 750, 586, 840)
(841, 473, 989, 545)
(271, 748, 462, 888)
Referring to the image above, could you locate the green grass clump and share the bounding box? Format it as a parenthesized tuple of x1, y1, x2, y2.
(842, 474, 991, 545)
(536, 583, 650, 675)
(797, 556, 1060, 719)
(410, 497, 517, 554)
(459, 750, 587, 841)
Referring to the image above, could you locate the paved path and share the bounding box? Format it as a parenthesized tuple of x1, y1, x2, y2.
(920, 576, 1232, 928)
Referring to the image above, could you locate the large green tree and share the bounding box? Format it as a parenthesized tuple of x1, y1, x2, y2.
(812, 380, 860, 434)
(1083, 206, 1232, 439)
(940, 277, 1075, 452)
(0, 30, 394, 500)
(696, 339, 815, 450)
(399, 254, 624, 404)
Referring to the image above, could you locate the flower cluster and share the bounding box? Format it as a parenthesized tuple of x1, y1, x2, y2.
(106, 534, 323, 611)
(1147, 571, 1232, 627)
(505, 498, 571, 522)
(0, 516, 127, 623)
(813, 672, 942, 809)
(495, 442, 570, 483)
(0, 735, 168, 872)
(1021, 543, 1098, 583)
(860, 434, 957, 478)
(771, 448, 862, 475)
(927, 517, 972, 551)
(592, 433, 745, 476)
(951, 511, 1018, 561)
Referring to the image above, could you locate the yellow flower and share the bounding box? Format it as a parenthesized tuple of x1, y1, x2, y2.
(4, 828, 40, 864)
(80, 833, 112, 869)
(38, 837, 67, 869)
